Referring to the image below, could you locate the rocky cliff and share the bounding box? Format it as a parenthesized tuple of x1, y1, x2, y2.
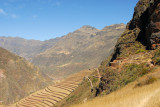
(97, 0, 160, 95)
(128, 0, 160, 49)
(110, 0, 160, 62)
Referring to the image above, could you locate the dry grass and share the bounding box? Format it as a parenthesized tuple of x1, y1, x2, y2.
(69, 69, 160, 107)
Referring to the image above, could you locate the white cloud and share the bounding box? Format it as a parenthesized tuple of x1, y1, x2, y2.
(56, 2, 61, 6)
(0, 8, 6, 15)
(32, 15, 38, 18)
(11, 14, 18, 18)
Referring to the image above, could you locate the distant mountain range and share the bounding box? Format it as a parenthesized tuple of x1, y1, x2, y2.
(0, 36, 60, 61)
(0, 24, 125, 79)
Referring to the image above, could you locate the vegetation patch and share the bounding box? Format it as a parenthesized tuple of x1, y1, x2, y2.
(152, 50, 160, 65)
(135, 76, 157, 88)
(66, 95, 76, 102)
(136, 49, 146, 54)
(98, 63, 151, 95)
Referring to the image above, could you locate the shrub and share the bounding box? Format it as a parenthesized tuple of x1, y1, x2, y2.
(145, 76, 157, 84)
(135, 76, 157, 88)
(136, 49, 145, 54)
(92, 78, 98, 83)
(152, 50, 160, 65)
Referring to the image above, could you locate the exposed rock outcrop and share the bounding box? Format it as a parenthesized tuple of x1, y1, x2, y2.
(127, 0, 160, 49)
(110, 0, 160, 62)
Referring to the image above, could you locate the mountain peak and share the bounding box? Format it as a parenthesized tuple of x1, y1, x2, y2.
(81, 25, 96, 29)
(76, 25, 99, 34)
(103, 23, 126, 30)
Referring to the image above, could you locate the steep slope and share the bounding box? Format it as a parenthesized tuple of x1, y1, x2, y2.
(0, 37, 59, 60)
(110, 0, 160, 62)
(0, 47, 51, 105)
(32, 24, 125, 78)
(97, 0, 160, 97)
(69, 68, 160, 107)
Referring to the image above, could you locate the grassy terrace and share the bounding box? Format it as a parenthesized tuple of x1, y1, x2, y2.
(11, 70, 92, 107)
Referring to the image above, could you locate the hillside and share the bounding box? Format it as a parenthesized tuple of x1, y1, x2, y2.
(70, 67, 160, 107)
(55, 0, 160, 106)
(0, 47, 51, 105)
(96, 0, 160, 94)
(1, 0, 159, 107)
(10, 69, 93, 107)
(32, 24, 125, 78)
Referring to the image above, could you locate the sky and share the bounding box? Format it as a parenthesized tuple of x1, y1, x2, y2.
(0, 0, 139, 41)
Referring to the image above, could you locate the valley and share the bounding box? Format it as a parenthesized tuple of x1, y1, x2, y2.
(0, 0, 160, 106)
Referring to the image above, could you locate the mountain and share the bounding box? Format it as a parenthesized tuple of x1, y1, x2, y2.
(0, 37, 60, 61)
(32, 24, 125, 78)
(0, 47, 51, 105)
(0, 24, 125, 79)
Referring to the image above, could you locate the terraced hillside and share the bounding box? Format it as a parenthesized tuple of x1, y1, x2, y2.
(11, 70, 92, 107)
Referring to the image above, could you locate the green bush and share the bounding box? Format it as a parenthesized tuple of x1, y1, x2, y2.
(136, 49, 145, 54)
(92, 78, 98, 83)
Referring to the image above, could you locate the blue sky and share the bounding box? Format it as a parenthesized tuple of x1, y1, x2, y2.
(0, 0, 139, 41)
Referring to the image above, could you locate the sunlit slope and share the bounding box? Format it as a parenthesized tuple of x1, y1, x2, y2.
(70, 68, 160, 107)
(32, 24, 125, 78)
(0, 47, 51, 105)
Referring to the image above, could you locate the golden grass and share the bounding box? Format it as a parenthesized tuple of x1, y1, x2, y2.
(70, 71, 160, 107)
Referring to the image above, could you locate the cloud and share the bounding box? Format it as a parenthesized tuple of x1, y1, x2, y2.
(55, 2, 61, 6)
(0, 8, 6, 15)
(11, 14, 18, 18)
(32, 15, 38, 18)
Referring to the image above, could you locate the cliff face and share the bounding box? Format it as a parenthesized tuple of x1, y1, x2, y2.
(110, 0, 160, 62)
(127, 0, 160, 49)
